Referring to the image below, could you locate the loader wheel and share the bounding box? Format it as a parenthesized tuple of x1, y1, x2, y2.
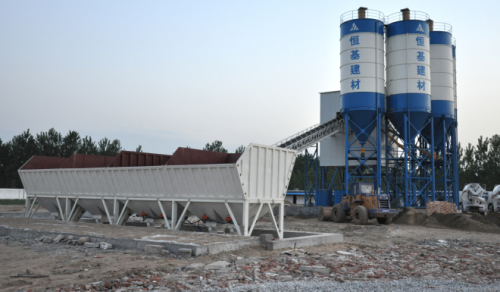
(489, 204, 494, 213)
(377, 217, 392, 224)
(332, 204, 346, 223)
(352, 206, 368, 225)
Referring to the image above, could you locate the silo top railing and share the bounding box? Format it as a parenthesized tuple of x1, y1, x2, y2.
(385, 10, 429, 24)
(340, 9, 385, 24)
(433, 22, 452, 33)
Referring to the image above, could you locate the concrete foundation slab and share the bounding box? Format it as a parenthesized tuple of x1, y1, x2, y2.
(251, 229, 343, 251)
(0, 217, 343, 255)
(0, 217, 260, 256)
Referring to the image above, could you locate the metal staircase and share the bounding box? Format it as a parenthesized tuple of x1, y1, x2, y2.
(273, 113, 344, 152)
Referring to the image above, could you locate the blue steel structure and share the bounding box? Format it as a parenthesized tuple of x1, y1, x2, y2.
(304, 145, 342, 206)
(340, 9, 385, 197)
(298, 8, 460, 209)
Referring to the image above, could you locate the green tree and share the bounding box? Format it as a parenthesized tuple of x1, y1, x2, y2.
(61, 130, 81, 157)
(203, 140, 228, 153)
(485, 135, 500, 190)
(288, 153, 305, 190)
(0, 139, 13, 187)
(135, 145, 143, 152)
(79, 136, 99, 155)
(234, 145, 245, 153)
(97, 138, 122, 156)
(9, 130, 39, 187)
(36, 128, 62, 157)
(474, 136, 489, 188)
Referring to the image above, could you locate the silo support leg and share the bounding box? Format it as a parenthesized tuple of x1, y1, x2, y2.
(225, 202, 241, 236)
(267, 203, 282, 240)
(248, 203, 264, 236)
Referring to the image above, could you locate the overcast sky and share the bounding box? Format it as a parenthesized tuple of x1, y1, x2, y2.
(0, 0, 497, 154)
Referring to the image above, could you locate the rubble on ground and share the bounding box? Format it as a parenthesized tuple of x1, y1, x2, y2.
(6, 236, 499, 291)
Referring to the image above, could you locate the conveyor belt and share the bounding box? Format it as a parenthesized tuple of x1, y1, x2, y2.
(274, 113, 344, 152)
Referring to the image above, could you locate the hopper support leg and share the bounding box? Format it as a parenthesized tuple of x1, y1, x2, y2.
(225, 202, 241, 236)
(174, 201, 191, 230)
(24, 197, 30, 218)
(113, 199, 119, 223)
(116, 199, 130, 226)
(248, 203, 264, 236)
(66, 198, 81, 221)
(55, 197, 65, 221)
(101, 199, 113, 225)
(267, 203, 282, 239)
(65, 198, 71, 220)
(157, 200, 171, 229)
(25, 195, 37, 218)
(171, 201, 178, 230)
(28, 204, 40, 218)
(279, 201, 284, 239)
(243, 201, 249, 236)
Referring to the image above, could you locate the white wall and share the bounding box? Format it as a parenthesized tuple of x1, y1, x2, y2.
(0, 189, 26, 200)
(319, 91, 395, 167)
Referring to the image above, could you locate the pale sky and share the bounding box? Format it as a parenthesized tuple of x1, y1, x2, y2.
(0, 1, 496, 154)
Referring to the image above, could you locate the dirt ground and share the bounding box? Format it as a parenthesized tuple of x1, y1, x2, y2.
(2, 209, 500, 291)
(0, 204, 47, 213)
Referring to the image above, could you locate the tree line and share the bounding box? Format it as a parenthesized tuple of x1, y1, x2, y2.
(0, 128, 131, 188)
(458, 134, 500, 190)
(2, 128, 498, 192)
(0, 130, 247, 189)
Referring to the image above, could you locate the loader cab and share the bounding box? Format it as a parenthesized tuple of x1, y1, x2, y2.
(349, 183, 374, 196)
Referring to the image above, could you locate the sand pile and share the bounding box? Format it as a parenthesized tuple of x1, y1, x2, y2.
(393, 208, 500, 233)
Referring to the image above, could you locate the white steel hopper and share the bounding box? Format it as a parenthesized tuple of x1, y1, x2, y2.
(18, 143, 296, 239)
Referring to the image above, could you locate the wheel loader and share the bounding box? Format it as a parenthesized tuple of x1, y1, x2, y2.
(331, 182, 396, 225)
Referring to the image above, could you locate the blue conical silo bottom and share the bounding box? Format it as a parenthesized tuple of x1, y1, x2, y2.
(422, 100, 455, 149)
(342, 110, 377, 145)
(341, 92, 385, 145)
(386, 94, 431, 141)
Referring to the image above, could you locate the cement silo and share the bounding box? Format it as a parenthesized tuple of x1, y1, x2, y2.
(340, 7, 385, 193)
(385, 8, 434, 207)
(426, 21, 455, 202)
(423, 21, 454, 149)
